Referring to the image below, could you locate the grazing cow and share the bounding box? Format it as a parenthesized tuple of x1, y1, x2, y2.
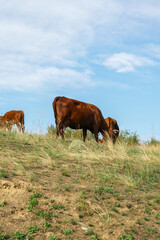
(52, 96, 108, 142)
(99, 117, 119, 144)
(0, 110, 25, 133)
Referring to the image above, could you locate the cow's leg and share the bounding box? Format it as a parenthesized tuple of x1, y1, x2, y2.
(59, 128, 64, 139)
(94, 132, 98, 142)
(59, 123, 64, 140)
(22, 124, 25, 134)
(93, 129, 99, 142)
(56, 124, 59, 137)
(21, 123, 25, 133)
(83, 129, 87, 142)
(15, 122, 22, 133)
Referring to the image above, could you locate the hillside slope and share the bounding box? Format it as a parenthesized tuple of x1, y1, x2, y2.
(0, 131, 160, 240)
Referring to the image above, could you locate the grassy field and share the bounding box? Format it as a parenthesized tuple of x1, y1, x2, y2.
(0, 130, 160, 240)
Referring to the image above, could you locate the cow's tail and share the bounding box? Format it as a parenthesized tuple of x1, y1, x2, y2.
(20, 111, 25, 133)
(52, 97, 59, 125)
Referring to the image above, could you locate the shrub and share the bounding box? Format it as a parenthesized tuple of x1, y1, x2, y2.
(118, 130, 140, 145)
(145, 137, 160, 145)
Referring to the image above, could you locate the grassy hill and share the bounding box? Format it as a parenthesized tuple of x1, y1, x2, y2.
(0, 130, 160, 240)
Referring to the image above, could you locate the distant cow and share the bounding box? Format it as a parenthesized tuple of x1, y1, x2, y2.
(99, 117, 119, 144)
(0, 110, 25, 133)
(52, 96, 108, 142)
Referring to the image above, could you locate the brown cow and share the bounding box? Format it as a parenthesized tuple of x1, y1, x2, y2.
(0, 110, 25, 133)
(99, 117, 119, 144)
(52, 96, 108, 142)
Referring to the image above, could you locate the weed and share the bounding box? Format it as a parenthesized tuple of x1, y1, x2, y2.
(85, 230, 94, 235)
(144, 216, 150, 221)
(111, 207, 119, 213)
(27, 225, 39, 234)
(148, 227, 158, 233)
(85, 230, 100, 240)
(51, 204, 65, 210)
(27, 193, 42, 211)
(12, 232, 26, 240)
(62, 219, 68, 223)
(65, 185, 70, 191)
(118, 235, 134, 240)
(126, 203, 132, 209)
(43, 222, 51, 230)
(0, 234, 10, 240)
(0, 201, 6, 207)
(71, 219, 77, 225)
(114, 202, 121, 207)
(48, 236, 58, 240)
(144, 208, 152, 215)
(36, 210, 57, 219)
(0, 172, 8, 178)
(61, 229, 73, 236)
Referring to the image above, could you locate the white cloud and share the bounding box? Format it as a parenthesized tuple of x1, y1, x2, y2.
(0, 0, 160, 90)
(103, 53, 155, 73)
(0, 53, 94, 91)
(144, 44, 160, 59)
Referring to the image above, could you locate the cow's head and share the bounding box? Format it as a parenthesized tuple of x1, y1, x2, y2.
(110, 129, 119, 143)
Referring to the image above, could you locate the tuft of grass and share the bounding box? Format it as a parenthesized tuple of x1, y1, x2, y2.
(12, 232, 26, 240)
(27, 193, 42, 211)
(1, 130, 160, 240)
(27, 225, 39, 234)
(0, 172, 8, 178)
(61, 229, 73, 236)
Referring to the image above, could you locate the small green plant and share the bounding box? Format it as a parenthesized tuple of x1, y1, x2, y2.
(12, 232, 26, 240)
(85, 230, 94, 235)
(48, 236, 58, 240)
(118, 235, 134, 240)
(144, 208, 152, 215)
(43, 222, 51, 229)
(144, 216, 149, 221)
(71, 218, 77, 225)
(0, 172, 8, 178)
(36, 210, 57, 219)
(27, 193, 42, 211)
(114, 202, 121, 207)
(27, 225, 39, 234)
(61, 229, 73, 236)
(85, 230, 99, 239)
(51, 204, 65, 210)
(0, 234, 10, 240)
(91, 235, 100, 240)
(0, 200, 6, 207)
(65, 185, 70, 191)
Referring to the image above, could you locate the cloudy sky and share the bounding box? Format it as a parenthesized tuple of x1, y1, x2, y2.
(0, 0, 160, 140)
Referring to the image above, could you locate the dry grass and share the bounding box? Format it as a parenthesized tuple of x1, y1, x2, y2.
(0, 130, 160, 240)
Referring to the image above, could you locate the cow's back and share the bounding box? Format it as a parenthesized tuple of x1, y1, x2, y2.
(53, 96, 107, 133)
(3, 110, 24, 123)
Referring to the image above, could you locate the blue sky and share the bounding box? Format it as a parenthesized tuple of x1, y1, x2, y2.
(0, 0, 160, 140)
